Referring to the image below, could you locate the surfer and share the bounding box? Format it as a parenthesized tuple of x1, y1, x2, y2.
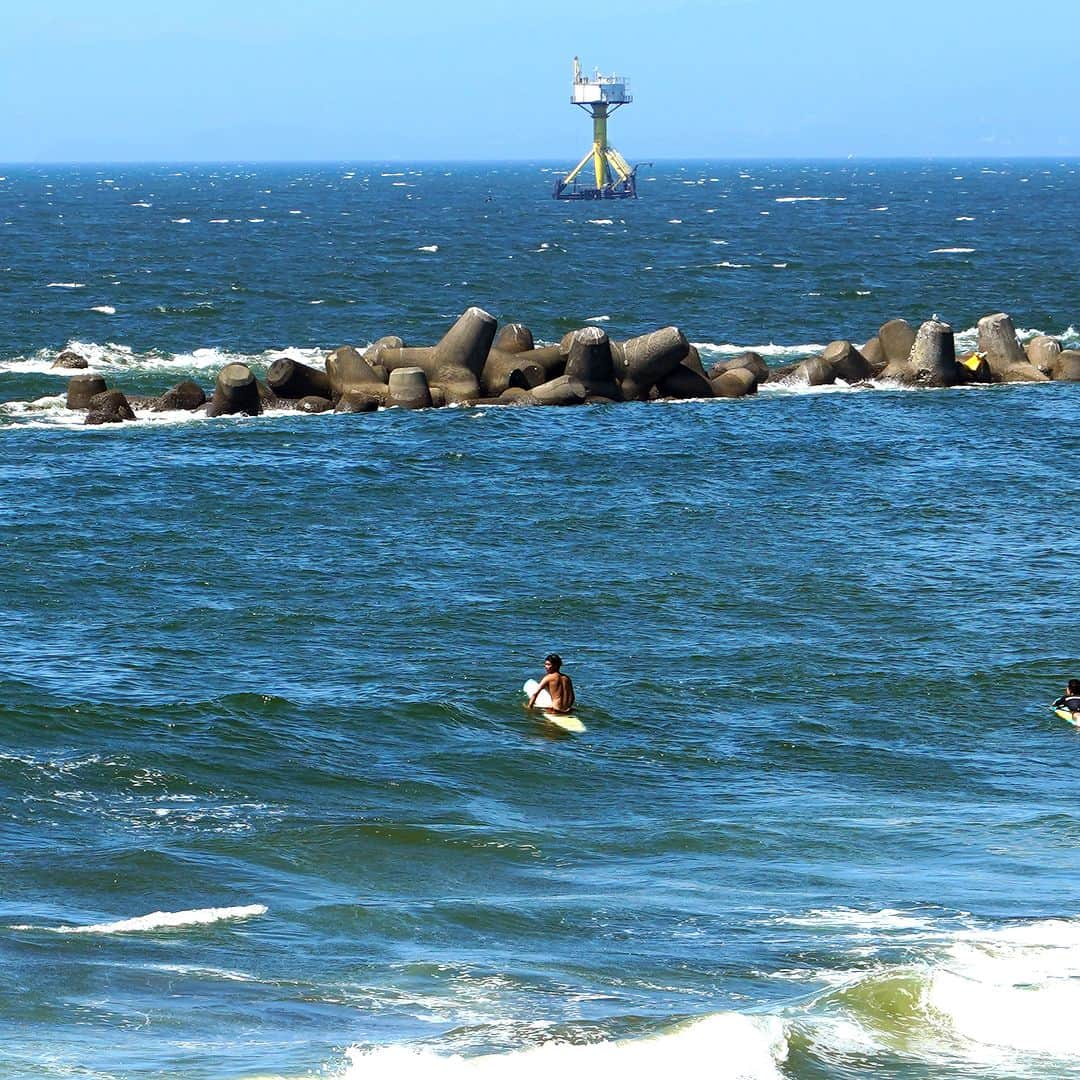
(527, 654, 575, 715)
(1052, 679, 1080, 717)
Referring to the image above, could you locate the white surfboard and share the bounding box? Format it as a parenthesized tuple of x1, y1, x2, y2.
(1054, 707, 1080, 727)
(523, 679, 585, 733)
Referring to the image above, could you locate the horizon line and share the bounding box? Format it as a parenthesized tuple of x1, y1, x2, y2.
(2, 154, 1080, 169)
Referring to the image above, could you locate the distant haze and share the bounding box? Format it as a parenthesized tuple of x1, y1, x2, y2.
(4, 0, 1078, 162)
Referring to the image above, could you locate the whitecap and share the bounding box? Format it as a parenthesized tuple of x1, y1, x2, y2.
(10, 904, 267, 935)
(930, 247, 975, 254)
(586, 219, 613, 225)
(775, 196, 846, 203)
(418, 245, 439, 253)
(130, 202, 152, 208)
(340, 1013, 788, 1080)
(956, 215, 975, 221)
(869, 206, 889, 212)
(209, 218, 229, 224)
(91, 306, 116, 315)
(46, 282, 85, 289)
(172, 218, 191, 224)
(585, 315, 610, 322)
(669, 218, 683, 223)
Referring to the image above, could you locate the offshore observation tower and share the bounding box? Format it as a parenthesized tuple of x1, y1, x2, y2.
(553, 57, 638, 200)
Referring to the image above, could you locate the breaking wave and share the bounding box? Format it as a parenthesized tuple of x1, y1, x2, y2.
(340, 1013, 788, 1080)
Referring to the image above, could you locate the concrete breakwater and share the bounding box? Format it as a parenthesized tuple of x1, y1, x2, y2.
(55, 307, 1080, 424)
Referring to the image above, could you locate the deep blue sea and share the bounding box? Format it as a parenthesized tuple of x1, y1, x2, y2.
(1, 161, 1078, 1080)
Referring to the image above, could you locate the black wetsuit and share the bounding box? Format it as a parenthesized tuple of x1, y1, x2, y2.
(1052, 694, 1080, 712)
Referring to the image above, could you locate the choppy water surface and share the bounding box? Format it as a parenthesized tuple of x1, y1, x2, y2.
(1, 162, 1078, 1080)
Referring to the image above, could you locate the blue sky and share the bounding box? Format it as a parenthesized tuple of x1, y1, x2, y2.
(3, 0, 1078, 162)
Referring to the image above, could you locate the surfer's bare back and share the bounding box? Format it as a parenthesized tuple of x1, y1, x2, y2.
(528, 653, 576, 714)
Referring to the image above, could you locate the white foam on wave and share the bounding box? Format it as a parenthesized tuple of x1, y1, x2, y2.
(925, 919, 1080, 1059)
(91, 305, 116, 315)
(759, 378, 889, 397)
(171, 344, 326, 372)
(418, 245, 439, 253)
(692, 340, 826, 360)
(341, 1013, 787, 1080)
(956, 215, 975, 221)
(46, 282, 85, 289)
(944, 321, 1080, 354)
(11, 904, 266, 935)
(953, 322, 1035, 352)
(5, 400, 304, 431)
(586, 218, 613, 225)
(930, 247, 975, 254)
(772, 907, 945, 933)
(869, 206, 889, 212)
(0, 341, 327, 379)
(775, 196, 846, 203)
(172, 218, 191, 224)
(776, 910, 1080, 1071)
(585, 315, 610, 322)
(1056, 323, 1080, 347)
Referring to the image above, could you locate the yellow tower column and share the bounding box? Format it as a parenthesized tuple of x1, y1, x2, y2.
(592, 108, 610, 189)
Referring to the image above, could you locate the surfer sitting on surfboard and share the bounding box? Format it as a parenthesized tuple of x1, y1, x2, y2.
(1052, 679, 1080, 718)
(526, 654, 575, 715)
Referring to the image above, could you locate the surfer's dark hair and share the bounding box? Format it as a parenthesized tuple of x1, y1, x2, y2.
(545, 653, 562, 670)
(1069, 679, 1080, 694)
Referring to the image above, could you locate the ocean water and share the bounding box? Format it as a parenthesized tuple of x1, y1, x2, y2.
(1, 161, 1078, 1080)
